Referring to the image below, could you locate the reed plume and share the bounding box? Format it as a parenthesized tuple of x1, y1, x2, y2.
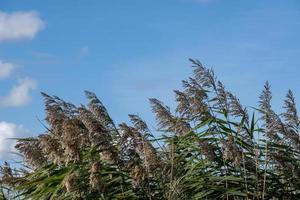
(2, 59, 300, 200)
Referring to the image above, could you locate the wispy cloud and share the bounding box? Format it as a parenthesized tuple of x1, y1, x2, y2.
(79, 46, 89, 58)
(0, 121, 29, 159)
(0, 10, 45, 41)
(0, 60, 16, 79)
(0, 78, 37, 107)
(31, 51, 57, 59)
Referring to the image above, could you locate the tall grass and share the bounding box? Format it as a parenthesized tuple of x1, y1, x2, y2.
(1, 59, 300, 199)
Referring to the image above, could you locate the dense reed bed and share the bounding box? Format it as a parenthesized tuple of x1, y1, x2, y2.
(1, 59, 300, 199)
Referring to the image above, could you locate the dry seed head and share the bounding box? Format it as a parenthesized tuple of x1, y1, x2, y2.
(85, 91, 116, 132)
(150, 98, 191, 136)
(283, 90, 299, 128)
(190, 59, 216, 89)
(89, 173, 103, 192)
(45, 104, 65, 135)
(222, 135, 242, 166)
(149, 98, 174, 131)
(266, 111, 283, 141)
(131, 164, 145, 188)
(99, 150, 118, 164)
(42, 93, 77, 136)
(15, 140, 46, 168)
(142, 141, 159, 169)
(174, 90, 191, 117)
(64, 173, 79, 193)
(78, 106, 105, 134)
(119, 122, 132, 143)
(89, 161, 104, 192)
(78, 107, 119, 164)
(258, 82, 283, 140)
(173, 119, 191, 136)
(128, 114, 149, 133)
(198, 140, 215, 161)
(90, 161, 101, 173)
(190, 96, 209, 118)
(119, 123, 159, 169)
(215, 81, 229, 111)
(62, 119, 84, 161)
(181, 78, 209, 119)
(38, 134, 63, 164)
(78, 106, 112, 147)
(227, 92, 248, 122)
(259, 81, 272, 122)
(0, 162, 13, 185)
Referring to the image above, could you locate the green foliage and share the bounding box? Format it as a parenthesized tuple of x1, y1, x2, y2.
(1, 59, 300, 199)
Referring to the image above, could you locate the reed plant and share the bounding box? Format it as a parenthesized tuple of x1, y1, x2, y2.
(1, 59, 300, 199)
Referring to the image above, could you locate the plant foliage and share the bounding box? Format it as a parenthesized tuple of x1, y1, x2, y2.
(1, 59, 300, 199)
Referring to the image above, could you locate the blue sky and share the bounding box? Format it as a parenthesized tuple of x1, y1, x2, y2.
(0, 0, 299, 158)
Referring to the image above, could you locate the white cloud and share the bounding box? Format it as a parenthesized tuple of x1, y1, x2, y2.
(0, 60, 16, 79)
(0, 10, 45, 41)
(0, 121, 29, 159)
(0, 78, 37, 107)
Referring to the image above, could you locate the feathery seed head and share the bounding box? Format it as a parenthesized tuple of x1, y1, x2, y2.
(0, 162, 13, 185)
(38, 134, 63, 164)
(64, 172, 79, 193)
(283, 90, 299, 128)
(190, 59, 216, 89)
(15, 140, 46, 168)
(149, 98, 174, 131)
(85, 91, 116, 132)
(128, 114, 149, 133)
